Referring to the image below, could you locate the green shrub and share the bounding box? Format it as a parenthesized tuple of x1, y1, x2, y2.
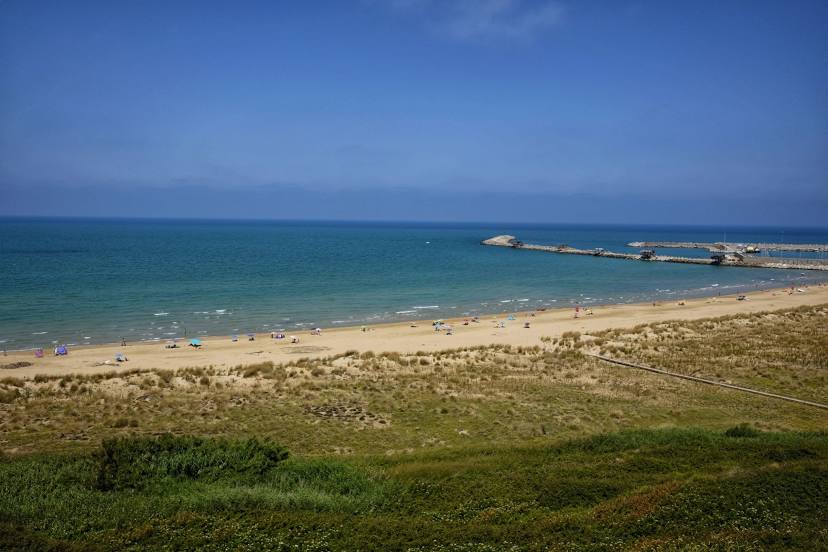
(724, 424, 761, 438)
(96, 434, 289, 490)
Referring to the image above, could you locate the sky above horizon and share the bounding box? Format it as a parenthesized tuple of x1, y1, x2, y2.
(1, 0, 826, 225)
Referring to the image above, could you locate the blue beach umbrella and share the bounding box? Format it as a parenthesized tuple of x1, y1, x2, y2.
(190, 338, 202, 347)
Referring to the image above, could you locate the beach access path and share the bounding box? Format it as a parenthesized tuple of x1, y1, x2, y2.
(2, 285, 827, 379)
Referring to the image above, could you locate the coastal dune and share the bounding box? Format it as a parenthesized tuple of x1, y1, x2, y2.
(3, 284, 826, 379)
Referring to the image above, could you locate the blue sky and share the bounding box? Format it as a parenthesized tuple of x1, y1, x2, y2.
(1, 0, 826, 225)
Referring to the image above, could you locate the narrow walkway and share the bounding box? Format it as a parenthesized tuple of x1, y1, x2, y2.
(587, 353, 828, 410)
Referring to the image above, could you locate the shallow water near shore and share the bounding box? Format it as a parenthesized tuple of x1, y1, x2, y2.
(1, 218, 827, 350)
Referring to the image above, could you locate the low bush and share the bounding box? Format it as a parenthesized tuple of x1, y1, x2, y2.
(239, 361, 275, 378)
(724, 424, 761, 438)
(0, 388, 20, 403)
(96, 434, 289, 490)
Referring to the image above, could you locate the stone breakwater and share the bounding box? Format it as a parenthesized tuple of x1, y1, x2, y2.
(481, 236, 828, 271)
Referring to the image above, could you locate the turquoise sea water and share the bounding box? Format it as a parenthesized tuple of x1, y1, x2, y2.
(1, 218, 827, 350)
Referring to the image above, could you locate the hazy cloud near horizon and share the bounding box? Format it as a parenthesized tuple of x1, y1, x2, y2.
(374, 0, 566, 41)
(1, 0, 826, 225)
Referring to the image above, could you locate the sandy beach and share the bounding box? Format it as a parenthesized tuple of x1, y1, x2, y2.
(2, 284, 826, 379)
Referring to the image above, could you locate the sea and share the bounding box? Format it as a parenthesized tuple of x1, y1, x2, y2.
(1, 218, 827, 351)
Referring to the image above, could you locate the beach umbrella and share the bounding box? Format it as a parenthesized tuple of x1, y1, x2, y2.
(190, 338, 202, 346)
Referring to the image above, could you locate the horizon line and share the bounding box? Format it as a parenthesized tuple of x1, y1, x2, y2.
(1, 214, 827, 231)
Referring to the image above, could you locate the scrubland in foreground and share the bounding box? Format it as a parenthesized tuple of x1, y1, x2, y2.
(0, 305, 826, 550)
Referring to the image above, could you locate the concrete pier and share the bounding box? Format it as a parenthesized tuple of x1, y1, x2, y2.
(482, 236, 828, 271)
(627, 241, 828, 253)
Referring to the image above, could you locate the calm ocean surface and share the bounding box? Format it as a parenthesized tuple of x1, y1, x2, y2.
(2, 218, 827, 350)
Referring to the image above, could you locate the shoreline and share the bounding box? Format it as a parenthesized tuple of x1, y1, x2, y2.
(2, 283, 827, 379)
(3, 272, 825, 353)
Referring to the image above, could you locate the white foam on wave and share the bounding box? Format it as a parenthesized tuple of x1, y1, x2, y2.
(154, 312, 169, 316)
(499, 300, 512, 303)
(330, 320, 348, 324)
(32, 331, 48, 335)
(517, 298, 529, 302)
(396, 310, 416, 314)
(413, 305, 439, 310)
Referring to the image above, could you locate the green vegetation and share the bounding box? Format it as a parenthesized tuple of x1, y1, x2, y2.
(96, 434, 289, 490)
(1, 428, 826, 550)
(0, 305, 826, 549)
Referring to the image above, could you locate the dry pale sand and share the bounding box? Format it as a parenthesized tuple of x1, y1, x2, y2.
(2, 285, 826, 379)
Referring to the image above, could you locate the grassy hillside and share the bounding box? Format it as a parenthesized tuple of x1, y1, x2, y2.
(0, 305, 826, 550)
(1, 429, 826, 551)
